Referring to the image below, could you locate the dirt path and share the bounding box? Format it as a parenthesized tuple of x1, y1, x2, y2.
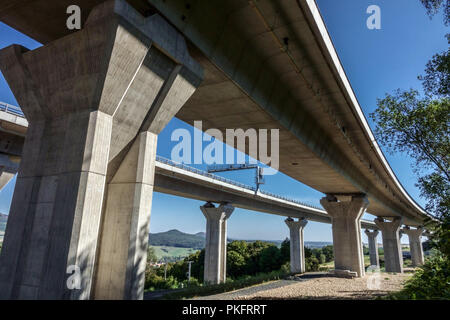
(193, 272, 413, 300)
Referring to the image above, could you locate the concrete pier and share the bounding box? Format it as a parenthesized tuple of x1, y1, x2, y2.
(0, 0, 202, 300)
(402, 226, 424, 266)
(285, 218, 308, 274)
(375, 217, 404, 273)
(364, 229, 380, 268)
(201, 202, 234, 285)
(320, 194, 369, 277)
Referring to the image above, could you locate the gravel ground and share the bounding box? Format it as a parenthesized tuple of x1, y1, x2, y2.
(194, 272, 413, 300)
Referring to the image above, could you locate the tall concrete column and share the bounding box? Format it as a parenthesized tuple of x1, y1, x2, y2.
(402, 226, 424, 266)
(364, 229, 379, 268)
(285, 218, 308, 274)
(375, 217, 403, 273)
(201, 202, 234, 285)
(0, 0, 202, 300)
(320, 194, 369, 277)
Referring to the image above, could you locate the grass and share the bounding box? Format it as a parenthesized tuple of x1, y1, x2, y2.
(151, 245, 199, 261)
(159, 270, 290, 300)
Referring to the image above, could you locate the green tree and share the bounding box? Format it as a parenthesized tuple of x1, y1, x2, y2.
(280, 238, 290, 264)
(147, 246, 158, 263)
(259, 245, 282, 273)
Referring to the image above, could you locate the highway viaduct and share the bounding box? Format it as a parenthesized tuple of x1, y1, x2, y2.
(0, 0, 435, 299)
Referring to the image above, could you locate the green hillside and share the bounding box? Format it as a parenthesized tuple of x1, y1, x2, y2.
(151, 245, 199, 262)
(148, 229, 205, 249)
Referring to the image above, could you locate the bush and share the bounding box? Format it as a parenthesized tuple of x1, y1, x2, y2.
(388, 254, 450, 300)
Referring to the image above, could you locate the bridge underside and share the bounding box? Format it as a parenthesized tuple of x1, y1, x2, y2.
(0, 0, 427, 226)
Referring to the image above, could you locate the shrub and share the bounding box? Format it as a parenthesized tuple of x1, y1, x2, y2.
(388, 254, 450, 300)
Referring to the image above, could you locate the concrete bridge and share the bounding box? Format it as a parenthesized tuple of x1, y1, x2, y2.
(0, 0, 434, 299)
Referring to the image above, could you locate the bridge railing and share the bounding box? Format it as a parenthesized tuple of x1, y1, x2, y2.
(0, 102, 25, 117)
(155, 155, 321, 210)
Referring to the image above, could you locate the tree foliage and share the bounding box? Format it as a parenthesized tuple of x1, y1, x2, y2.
(145, 240, 334, 289)
(370, 91, 449, 218)
(420, 0, 450, 25)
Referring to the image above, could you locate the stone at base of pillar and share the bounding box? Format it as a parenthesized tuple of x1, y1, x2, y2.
(329, 269, 358, 279)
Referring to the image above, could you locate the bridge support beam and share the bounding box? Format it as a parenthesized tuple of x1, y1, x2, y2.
(285, 218, 308, 274)
(201, 202, 234, 285)
(320, 194, 368, 277)
(364, 229, 380, 268)
(401, 226, 424, 266)
(0, 0, 201, 300)
(375, 217, 403, 273)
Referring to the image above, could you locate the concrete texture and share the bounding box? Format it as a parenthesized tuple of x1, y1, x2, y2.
(375, 217, 404, 273)
(201, 202, 234, 285)
(320, 195, 369, 277)
(0, 0, 202, 300)
(364, 229, 379, 268)
(285, 218, 308, 273)
(402, 227, 424, 266)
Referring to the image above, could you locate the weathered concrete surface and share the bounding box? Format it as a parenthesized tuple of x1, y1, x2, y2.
(364, 229, 379, 268)
(0, 0, 433, 226)
(285, 218, 308, 273)
(0, 0, 202, 300)
(201, 202, 234, 285)
(402, 226, 424, 267)
(321, 195, 369, 277)
(375, 217, 403, 273)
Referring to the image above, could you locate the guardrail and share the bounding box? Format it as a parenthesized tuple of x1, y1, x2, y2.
(0, 102, 25, 117)
(155, 155, 321, 210)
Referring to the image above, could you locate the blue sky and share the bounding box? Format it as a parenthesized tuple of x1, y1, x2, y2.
(0, 0, 447, 243)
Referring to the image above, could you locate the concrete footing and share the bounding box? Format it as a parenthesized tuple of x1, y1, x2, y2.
(375, 217, 403, 273)
(0, 0, 202, 300)
(201, 202, 234, 285)
(320, 194, 369, 277)
(285, 218, 308, 274)
(402, 226, 424, 266)
(364, 229, 380, 268)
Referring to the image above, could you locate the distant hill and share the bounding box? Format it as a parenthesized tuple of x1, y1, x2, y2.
(148, 229, 332, 249)
(149, 229, 205, 249)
